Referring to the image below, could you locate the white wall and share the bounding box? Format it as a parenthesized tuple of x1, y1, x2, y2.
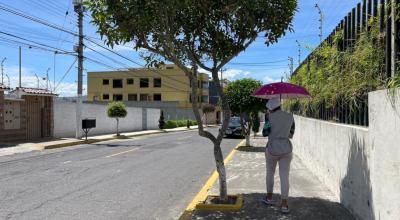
(54, 102, 159, 138)
(292, 88, 400, 220)
(292, 116, 372, 220)
(146, 108, 160, 130)
(369, 89, 400, 220)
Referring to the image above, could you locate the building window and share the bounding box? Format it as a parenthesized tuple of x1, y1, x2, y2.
(140, 78, 149, 88)
(103, 79, 109, 85)
(140, 94, 150, 101)
(153, 94, 162, 101)
(113, 94, 123, 101)
(102, 94, 109, 100)
(93, 96, 99, 101)
(153, 78, 162, 88)
(113, 79, 123, 88)
(127, 78, 134, 85)
(189, 94, 192, 103)
(128, 94, 138, 101)
(202, 81, 209, 89)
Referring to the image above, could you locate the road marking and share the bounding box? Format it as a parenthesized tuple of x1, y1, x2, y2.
(62, 161, 71, 164)
(178, 139, 245, 220)
(105, 148, 140, 158)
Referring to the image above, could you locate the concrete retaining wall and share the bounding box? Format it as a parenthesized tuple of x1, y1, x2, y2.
(292, 88, 400, 220)
(54, 101, 159, 138)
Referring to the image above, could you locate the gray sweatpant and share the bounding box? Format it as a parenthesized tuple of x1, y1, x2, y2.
(266, 151, 293, 199)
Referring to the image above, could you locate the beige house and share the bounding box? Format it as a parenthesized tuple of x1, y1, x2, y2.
(87, 64, 209, 108)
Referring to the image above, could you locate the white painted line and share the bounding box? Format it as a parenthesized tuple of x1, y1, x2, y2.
(105, 148, 140, 158)
(62, 161, 72, 164)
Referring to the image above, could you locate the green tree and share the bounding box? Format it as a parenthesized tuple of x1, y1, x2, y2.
(86, 0, 296, 201)
(107, 102, 128, 136)
(225, 78, 265, 146)
(202, 104, 216, 126)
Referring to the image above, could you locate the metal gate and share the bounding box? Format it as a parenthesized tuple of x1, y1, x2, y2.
(25, 96, 42, 140)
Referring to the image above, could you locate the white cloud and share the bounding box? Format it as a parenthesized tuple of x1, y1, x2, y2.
(197, 68, 251, 80)
(263, 76, 280, 84)
(3, 66, 84, 97)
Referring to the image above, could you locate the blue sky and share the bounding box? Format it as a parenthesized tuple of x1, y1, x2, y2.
(0, 0, 360, 96)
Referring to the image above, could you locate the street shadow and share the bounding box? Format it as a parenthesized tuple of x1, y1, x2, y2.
(224, 136, 245, 140)
(339, 133, 374, 220)
(237, 146, 266, 152)
(191, 193, 355, 220)
(93, 143, 142, 148)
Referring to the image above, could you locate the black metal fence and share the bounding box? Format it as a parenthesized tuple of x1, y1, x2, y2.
(291, 0, 400, 127)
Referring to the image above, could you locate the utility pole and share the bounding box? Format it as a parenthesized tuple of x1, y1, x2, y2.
(315, 4, 324, 43)
(74, 0, 84, 139)
(34, 74, 40, 88)
(296, 40, 301, 65)
(46, 68, 51, 90)
(1, 57, 6, 85)
(288, 56, 294, 75)
(5, 74, 10, 88)
(19, 46, 21, 88)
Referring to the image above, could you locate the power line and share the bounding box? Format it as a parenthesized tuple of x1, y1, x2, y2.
(0, 3, 78, 36)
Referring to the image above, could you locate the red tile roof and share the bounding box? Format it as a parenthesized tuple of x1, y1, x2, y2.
(14, 87, 58, 96)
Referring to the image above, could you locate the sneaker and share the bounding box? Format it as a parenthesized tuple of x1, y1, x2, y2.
(261, 197, 276, 205)
(281, 206, 290, 214)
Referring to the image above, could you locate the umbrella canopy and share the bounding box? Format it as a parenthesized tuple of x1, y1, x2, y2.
(251, 82, 311, 99)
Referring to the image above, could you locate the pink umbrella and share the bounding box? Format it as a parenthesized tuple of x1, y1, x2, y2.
(251, 82, 311, 99)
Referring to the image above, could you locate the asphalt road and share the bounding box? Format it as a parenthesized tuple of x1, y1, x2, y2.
(0, 129, 242, 220)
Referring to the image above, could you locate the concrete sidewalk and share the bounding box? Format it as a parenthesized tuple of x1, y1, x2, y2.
(0, 126, 200, 157)
(191, 136, 355, 220)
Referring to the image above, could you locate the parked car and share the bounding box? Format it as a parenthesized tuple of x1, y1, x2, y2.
(224, 117, 243, 138)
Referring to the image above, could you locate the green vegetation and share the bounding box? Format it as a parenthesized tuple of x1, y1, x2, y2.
(106, 102, 128, 136)
(225, 78, 265, 145)
(286, 20, 389, 120)
(164, 120, 198, 129)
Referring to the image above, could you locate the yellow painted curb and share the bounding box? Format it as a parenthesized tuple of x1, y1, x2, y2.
(178, 139, 245, 220)
(195, 194, 243, 211)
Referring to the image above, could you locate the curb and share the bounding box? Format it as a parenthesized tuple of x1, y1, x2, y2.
(178, 139, 245, 220)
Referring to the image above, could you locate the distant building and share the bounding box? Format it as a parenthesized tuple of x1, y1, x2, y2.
(87, 64, 209, 108)
(208, 79, 229, 105)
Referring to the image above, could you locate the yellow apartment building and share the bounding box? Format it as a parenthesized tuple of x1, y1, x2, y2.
(87, 64, 209, 108)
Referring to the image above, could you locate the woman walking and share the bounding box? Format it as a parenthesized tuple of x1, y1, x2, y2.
(262, 98, 295, 214)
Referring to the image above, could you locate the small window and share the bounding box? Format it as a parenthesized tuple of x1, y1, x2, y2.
(128, 94, 138, 101)
(103, 79, 109, 85)
(166, 66, 174, 69)
(140, 78, 149, 88)
(153, 94, 161, 101)
(113, 79, 123, 88)
(93, 96, 99, 101)
(113, 94, 123, 101)
(127, 78, 134, 85)
(140, 94, 149, 101)
(103, 94, 109, 100)
(153, 78, 162, 88)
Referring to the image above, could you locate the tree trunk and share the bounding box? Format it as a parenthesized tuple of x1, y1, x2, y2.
(116, 118, 120, 136)
(171, 62, 230, 202)
(213, 142, 228, 199)
(246, 135, 250, 146)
